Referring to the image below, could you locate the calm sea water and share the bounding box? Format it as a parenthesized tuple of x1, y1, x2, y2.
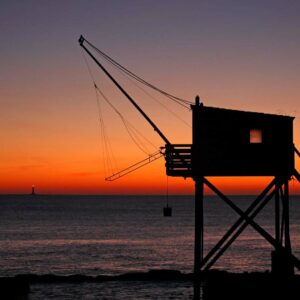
(1, 194, 300, 299)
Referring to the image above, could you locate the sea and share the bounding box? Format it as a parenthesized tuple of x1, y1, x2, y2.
(1, 194, 300, 299)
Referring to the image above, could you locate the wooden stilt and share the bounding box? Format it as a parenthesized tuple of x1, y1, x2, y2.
(272, 178, 294, 275)
(284, 180, 292, 252)
(194, 177, 204, 277)
(275, 180, 280, 244)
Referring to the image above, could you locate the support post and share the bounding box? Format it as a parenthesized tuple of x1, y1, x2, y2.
(194, 177, 204, 277)
(275, 179, 280, 244)
(284, 179, 292, 253)
(283, 179, 294, 275)
(272, 179, 282, 274)
(272, 178, 294, 275)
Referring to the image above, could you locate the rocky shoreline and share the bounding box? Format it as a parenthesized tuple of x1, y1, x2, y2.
(2, 270, 300, 299)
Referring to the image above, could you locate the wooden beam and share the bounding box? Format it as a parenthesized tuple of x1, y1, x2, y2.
(200, 178, 276, 269)
(194, 177, 204, 277)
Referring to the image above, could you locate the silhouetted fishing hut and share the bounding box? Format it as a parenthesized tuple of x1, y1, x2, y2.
(166, 96, 300, 276)
(79, 36, 300, 277)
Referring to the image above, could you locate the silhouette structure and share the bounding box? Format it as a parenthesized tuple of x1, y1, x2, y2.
(166, 96, 300, 276)
(79, 36, 300, 277)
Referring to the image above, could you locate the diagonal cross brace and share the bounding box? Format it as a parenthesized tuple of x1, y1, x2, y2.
(202, 177, 300, 271)
(203, 177, 279, 248)
(203, 186, 276, 270)
(200, 178, 276, 269)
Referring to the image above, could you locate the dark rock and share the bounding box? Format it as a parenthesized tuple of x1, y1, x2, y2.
(0, 277, 30, 299)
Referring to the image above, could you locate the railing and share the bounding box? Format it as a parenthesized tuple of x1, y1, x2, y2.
(165, 144, 193, 177)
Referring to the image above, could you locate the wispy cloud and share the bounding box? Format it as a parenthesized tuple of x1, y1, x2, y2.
(18, 164, 44, 171)
(70, 171, 99, 177)
(0, 164, 45, 171)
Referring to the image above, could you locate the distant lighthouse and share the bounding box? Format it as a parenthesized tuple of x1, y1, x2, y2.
(31, 185, 36, 195)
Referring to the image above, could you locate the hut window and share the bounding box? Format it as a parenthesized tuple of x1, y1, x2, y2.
(250, 129, 262, 143)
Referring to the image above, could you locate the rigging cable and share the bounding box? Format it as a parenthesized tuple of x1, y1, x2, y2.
(80, 42, 193, 180)
(81, 49, 119, 176)
(82, 48, 159, 157)
(109, 67, 191, 128)
(95, 84, 157, 155)
(84, 39, 193, 109)
(95, 87, 119, 176)
(83, 39, 191, 128)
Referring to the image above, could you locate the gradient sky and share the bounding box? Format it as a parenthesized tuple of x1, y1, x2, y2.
(1, 0, 300, 194)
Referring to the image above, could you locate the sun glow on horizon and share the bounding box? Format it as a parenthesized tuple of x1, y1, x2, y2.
(1, 1, 300, 195)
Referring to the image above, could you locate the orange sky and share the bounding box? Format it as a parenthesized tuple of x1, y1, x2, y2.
(1, 1, 300, 195)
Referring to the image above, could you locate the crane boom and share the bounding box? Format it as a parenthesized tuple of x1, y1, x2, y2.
(79, 35, 171, 145)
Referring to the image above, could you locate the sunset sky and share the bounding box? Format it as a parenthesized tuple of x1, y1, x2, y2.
(1, 0, 300, 195)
